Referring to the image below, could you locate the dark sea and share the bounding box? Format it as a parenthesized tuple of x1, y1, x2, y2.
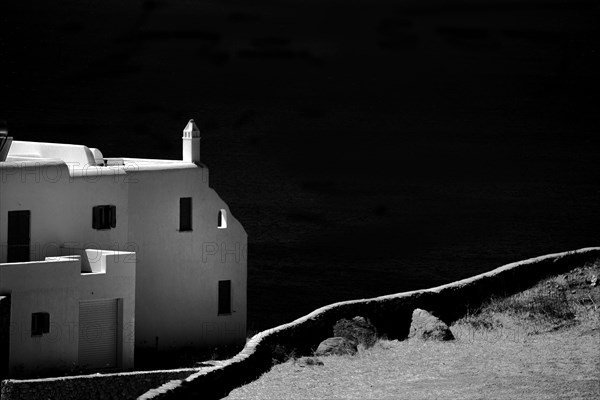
(3, 0, 599, 332)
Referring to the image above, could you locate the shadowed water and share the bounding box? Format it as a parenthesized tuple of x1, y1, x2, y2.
(3, 0, 599, 332)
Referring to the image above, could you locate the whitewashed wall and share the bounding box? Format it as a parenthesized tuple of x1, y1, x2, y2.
(0, 252, 135, 377)
(127, 165, 247, 350)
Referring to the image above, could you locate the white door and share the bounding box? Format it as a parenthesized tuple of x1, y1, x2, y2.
(78, 299, 118, 369)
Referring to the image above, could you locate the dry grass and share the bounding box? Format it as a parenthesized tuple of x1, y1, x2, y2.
(226, 262, 600, 399)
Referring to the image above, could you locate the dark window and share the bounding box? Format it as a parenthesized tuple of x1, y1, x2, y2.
(31, 312, 50, 336)
(218, 280, 232, 315)
(180, 197, 192, 231)
(92, 205, 116, 230)
(218, 209, 227, 229)
(7, 210, 30, 262)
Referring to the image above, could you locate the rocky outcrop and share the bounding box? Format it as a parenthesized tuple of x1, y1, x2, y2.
(408, 309, 454, 341)
(333, 316, 378, 348)
(315, 337, 358, 356)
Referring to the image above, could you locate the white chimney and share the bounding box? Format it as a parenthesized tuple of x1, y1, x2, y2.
(0, 124, 12, 162)
(182, 119, 200, 163)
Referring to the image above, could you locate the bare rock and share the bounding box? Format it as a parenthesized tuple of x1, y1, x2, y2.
(296, 357, 324, 367)
(409, 308, 454, 341)
(315, 337, 358, 356)
(333, 316, 378, 347)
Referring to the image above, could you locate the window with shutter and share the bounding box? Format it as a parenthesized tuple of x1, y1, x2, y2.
(31, 312, 50, 336)
(92, 205, 116, 230)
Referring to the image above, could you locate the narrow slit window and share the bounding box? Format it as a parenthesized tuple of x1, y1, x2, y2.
(218, 209, 227, 229)
(180, 197, 192, 231)
(218, 280, 232, 315)
(31, 312, 50, 336)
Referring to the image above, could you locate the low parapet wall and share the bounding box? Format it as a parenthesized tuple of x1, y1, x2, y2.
(139, 247, 600, 400)
(0, 368, 197, 400)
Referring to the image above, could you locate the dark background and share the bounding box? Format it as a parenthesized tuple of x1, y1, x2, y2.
(3, 0, 599, 332)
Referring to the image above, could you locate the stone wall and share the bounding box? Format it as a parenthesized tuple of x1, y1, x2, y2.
(139, 247, 600, 400)
(0, 368, 197, 400)
(0, 296, 10, 379)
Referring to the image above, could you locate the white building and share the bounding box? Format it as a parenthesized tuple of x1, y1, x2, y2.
(0, 120, 247, 377)
(0, 250, 136, 377)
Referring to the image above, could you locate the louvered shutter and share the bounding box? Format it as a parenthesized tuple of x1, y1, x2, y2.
(110, 205, 116, 228)
(92, 206, 102, 229)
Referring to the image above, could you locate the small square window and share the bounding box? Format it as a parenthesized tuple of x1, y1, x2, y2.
(31, 312, 50, 336)
(93, 205, 116, 230)
(218, 280, 232, 315)
(218, 209, 227, 229)
(180, 197, 192, 231)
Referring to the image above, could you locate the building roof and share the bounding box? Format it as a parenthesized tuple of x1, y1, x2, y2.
(2, 141, 203, 177)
